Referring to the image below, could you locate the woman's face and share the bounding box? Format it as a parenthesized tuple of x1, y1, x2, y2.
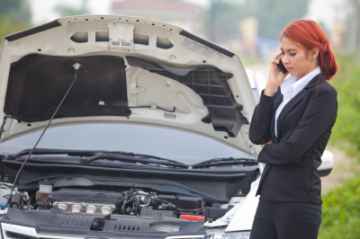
(280, 37, 319, 78)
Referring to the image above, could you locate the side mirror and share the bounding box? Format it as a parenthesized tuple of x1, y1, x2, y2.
(318, 150, 334, 177)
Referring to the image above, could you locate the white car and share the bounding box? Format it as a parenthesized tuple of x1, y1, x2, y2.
(0, 15, 333, 239)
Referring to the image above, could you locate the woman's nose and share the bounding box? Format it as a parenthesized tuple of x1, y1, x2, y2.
(281, 56, 290, 65)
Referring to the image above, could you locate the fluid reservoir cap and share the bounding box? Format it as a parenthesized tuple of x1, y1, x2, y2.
(180, 214, 205, 222)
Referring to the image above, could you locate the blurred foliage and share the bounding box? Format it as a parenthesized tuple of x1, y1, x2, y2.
(0, 0, 31, 23)
(320, 55, 360, 238)
(205, 0, 244, 43)
(329, 55, 360, 160)
(205, 0, 310, 43)
(319, 176, 360, 239)
(0, 17, 18, 38)
(251, 0, 310, 40)
(55, 0, 89, 17)
(0, 16, 29, 42)
(0, 0, 31, 41)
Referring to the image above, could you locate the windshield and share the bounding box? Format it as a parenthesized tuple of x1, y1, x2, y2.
(0, 123, 254, 164)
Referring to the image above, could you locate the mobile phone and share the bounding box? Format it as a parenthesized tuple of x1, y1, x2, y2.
(277, 60, 288, 74)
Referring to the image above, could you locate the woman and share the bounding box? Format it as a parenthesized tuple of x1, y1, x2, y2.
(249, 19, 338, 239)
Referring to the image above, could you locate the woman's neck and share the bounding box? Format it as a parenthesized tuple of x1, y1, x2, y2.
(295, 65, 319, 80)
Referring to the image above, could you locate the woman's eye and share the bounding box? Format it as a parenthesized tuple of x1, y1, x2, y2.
(289, 52, 296, 57)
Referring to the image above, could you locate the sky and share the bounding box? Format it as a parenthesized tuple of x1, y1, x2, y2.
(30, 0, 208, 24)
(30, 0, 346, 29)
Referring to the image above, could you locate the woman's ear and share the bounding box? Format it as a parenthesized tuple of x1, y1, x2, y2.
(311, 48, 320, 61)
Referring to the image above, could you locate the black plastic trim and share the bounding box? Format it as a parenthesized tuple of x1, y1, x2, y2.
(180, 30, 234, 57)
(5, 20, 61, 42)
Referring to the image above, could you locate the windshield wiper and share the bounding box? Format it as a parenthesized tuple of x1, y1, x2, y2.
(191, 157, 257, 169)
(81, 152, 189, 169)
(11, 148, 102, 158)
(10, 148, 189, 169)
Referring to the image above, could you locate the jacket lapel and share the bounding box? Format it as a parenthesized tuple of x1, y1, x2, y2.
(270, 90, 283, 141)
(276, 74, 325, 137)
(273, 90, 284, 109)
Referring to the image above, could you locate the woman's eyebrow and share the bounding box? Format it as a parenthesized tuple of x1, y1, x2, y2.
(280, 47, 297, 52)
(280, 48, 297, 53)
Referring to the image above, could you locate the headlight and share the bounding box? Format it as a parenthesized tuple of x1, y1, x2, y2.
(223, 231, 251, 239)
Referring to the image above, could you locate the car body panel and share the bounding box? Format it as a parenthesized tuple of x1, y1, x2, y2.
(0, 15, 258, 155)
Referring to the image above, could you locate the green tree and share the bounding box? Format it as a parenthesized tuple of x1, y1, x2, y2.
(205, 0, 245, 43)
(249, 0, 310, 40)
(0, 17, 27, 39)
(0, 0, 31, 23)
(205, 0, 310, 43)
(55, 0, 90, 17)
(0, 0, 32, 41)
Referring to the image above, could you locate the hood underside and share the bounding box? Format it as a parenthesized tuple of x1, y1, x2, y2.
(6, 54, 247, 136)
(0, 15, 257, 153)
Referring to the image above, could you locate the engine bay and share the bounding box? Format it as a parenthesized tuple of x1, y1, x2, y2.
(0, 149, 258, 236)
(1, 182, 232, 224)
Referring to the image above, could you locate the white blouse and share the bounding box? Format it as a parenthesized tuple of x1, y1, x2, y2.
(274, 67, 321, 137)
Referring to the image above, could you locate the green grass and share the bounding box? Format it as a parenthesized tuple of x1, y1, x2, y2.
(329, 55, 360, 160)
(319, 177, 360, 239)
(319, 55, 360, 239)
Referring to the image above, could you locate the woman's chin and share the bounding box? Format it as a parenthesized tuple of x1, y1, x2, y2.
(286, 71, 294, 76)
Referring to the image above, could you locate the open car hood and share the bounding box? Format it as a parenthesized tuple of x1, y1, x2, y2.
(0, 15, 257, 154)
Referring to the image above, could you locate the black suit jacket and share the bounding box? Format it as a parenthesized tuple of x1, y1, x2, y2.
(249, 74, 337, 204)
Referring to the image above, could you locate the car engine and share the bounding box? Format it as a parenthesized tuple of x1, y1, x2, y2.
(0, 182, 228, 223)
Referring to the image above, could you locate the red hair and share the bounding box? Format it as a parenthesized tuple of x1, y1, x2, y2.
(281, 19, 338, 80)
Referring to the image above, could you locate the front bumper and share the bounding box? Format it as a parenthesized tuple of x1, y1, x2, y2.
(0, 208, 206, 239)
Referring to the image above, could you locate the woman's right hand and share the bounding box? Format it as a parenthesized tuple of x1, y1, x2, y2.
(264, 53, 287, 96)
